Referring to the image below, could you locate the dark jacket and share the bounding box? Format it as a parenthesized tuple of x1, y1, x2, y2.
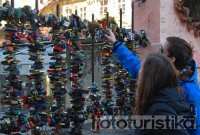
(135, 87, 191, 135)
(113, 41, 200, 135)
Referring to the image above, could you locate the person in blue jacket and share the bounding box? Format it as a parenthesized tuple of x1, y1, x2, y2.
(105, 30, 200, 135)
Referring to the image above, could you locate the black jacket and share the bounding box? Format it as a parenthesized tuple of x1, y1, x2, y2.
(135, 87, 191, 135)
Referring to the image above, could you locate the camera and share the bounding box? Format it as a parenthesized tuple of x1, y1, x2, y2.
(101, 29, 109, 38)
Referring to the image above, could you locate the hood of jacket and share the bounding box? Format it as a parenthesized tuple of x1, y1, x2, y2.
(147, 87, 190, 115)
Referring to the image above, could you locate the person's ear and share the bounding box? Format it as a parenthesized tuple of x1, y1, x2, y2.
(170, 56, 176, 63)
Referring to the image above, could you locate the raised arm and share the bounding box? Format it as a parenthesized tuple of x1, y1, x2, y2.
(104, 29, 141, 79)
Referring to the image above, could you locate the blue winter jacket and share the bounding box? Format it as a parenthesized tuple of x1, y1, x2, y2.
(113, 41, 200, 135)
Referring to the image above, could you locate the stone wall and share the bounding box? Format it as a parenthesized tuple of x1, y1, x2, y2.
(134, 0, 160, 44)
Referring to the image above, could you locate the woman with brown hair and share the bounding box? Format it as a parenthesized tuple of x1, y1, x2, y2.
(135, 53, 191, 135)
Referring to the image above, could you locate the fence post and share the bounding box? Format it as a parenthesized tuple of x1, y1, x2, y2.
(11, 0, 14, 8)
(56, 4, 60, 18)
(106, 12, 109, 28)
(35, 0, 38, 10)
(132, 1, 134, 32)
(92, 14, 95, 83)
(120, 8, 122, 29)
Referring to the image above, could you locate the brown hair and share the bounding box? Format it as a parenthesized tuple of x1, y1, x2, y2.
(166, 37, 193, 70)
(134, 53, 180, 115)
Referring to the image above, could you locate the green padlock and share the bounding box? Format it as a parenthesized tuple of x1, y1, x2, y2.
(12, 110, 19, 116)
(14, 8, 22, 20)
(80, 66, 85, 70)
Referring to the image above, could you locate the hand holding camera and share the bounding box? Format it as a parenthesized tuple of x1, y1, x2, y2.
(103, 29, 117, 43)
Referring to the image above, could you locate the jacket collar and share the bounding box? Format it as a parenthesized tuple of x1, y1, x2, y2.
(179, 59, 197, 82)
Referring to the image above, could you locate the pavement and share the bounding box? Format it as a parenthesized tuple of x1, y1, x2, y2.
(82, 123, 135, 135)
(0, 122, 134, 135)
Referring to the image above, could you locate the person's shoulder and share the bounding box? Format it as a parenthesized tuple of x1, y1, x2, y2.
(182, 79, 200, 95)
(146, 102, 177, 115)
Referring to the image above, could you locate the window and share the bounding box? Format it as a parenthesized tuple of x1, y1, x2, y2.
(104, 7, 107, 13)
(101, 7, 103, 14)
(122, 4, 125, 14)
(104, 0, 108, 5)
(84, 7, 86, 11)
(183, 0, 200, 21)
(100, 6, 103, 16)
(118, 0, 121, 3)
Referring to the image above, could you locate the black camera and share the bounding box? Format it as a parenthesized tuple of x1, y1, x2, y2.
(101, 29, 109, 38)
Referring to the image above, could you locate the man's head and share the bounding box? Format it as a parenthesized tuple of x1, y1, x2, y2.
(160, 36, 193, 70)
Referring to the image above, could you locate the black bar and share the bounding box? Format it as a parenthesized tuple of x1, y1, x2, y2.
(35, 0, 38, 10)
(92, 14, 94, 21)
(56, 4, 60, 18)
(120, 8, 122, 29)
(92, 14, 95, 83)
(106, 12, 109, 28)
(91, 35, 95, 83)
(75, 10, 78, 15)
(11, 0, 14, 8)
(80, 42, 105, 46)
(132, 1, 134, 32)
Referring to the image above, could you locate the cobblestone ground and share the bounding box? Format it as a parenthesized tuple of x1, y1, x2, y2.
(50, 123, 135, 135)
(82, 123, 135, 135)
(0, 123, 134, 135)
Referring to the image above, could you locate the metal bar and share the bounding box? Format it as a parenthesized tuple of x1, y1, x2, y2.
(132, 1, 134, 32)
(0, 42, 105, 48)
(35, 0, 38, 10)
(56, 4, 60, 18)
(106, 12, 109, 28)
(91, 35, 95, 83)
(91, 14, 95, 83)
(120, 8, 122, 29)
(0, 41, 52, 47)
(81, 42, 105, 46)
(92, 14, 94, 21)
(1, 42, 105, 48)
(11, 0, 14, 8)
